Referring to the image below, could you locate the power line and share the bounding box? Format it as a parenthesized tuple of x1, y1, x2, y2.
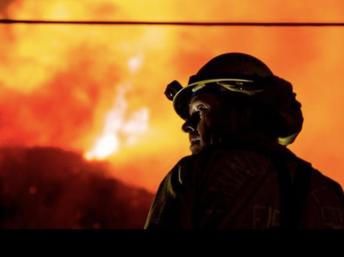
(1, 19, 344, 27)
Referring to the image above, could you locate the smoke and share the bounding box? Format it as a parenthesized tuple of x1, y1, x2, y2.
(0, 43, 121, 148)
(0, 0, 15, 18)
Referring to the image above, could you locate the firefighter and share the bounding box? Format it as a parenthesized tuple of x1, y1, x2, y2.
(145, 53, 344, 229)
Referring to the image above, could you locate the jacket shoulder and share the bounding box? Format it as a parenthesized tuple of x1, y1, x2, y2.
(308, 166, 343, 197)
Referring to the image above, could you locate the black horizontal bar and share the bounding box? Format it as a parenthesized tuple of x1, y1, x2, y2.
(1, 19, 344, 27)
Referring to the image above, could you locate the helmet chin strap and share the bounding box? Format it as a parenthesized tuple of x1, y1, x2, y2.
(278, 133, 298, 146)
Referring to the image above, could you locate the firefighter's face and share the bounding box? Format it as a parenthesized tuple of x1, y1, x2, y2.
(182, 91, 222, 154)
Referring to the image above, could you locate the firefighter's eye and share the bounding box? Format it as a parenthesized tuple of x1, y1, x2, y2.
(194, 104, 209, 115)
(189, 99, 210, 117)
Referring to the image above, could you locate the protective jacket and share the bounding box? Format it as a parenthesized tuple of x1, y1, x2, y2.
(145, 139, 344, 229)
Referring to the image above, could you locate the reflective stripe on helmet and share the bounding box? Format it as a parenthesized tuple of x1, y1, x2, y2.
(189, 78, 264, 96)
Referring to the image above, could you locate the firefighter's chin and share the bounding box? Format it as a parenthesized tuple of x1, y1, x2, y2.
(190, 141, 202, 155)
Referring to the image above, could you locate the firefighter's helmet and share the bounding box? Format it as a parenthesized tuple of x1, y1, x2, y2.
(164, 52, 303, 145)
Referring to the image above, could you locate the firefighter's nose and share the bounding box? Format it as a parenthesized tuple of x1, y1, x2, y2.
(182, 119, 196, 133)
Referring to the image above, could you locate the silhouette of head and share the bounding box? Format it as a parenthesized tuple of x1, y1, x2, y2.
(165, 53, 303, 154)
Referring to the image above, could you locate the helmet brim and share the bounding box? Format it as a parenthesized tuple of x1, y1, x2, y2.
(172, 77, 261, 120)
(173, 84, 194, 120)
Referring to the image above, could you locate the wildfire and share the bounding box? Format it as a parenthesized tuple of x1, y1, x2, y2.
(85, 55, 149, 161)
(0, 0, 343, 191)
(84, 86, 149, 160)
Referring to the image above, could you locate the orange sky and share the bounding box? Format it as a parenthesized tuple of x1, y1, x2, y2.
(0, 0, 343, 192)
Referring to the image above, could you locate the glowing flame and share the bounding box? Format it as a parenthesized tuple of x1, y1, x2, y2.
(84, 84, 149, 161)
(128, 55, 143, 74)
(85, 134, 119, 161)
(84, 53, 149, 161)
